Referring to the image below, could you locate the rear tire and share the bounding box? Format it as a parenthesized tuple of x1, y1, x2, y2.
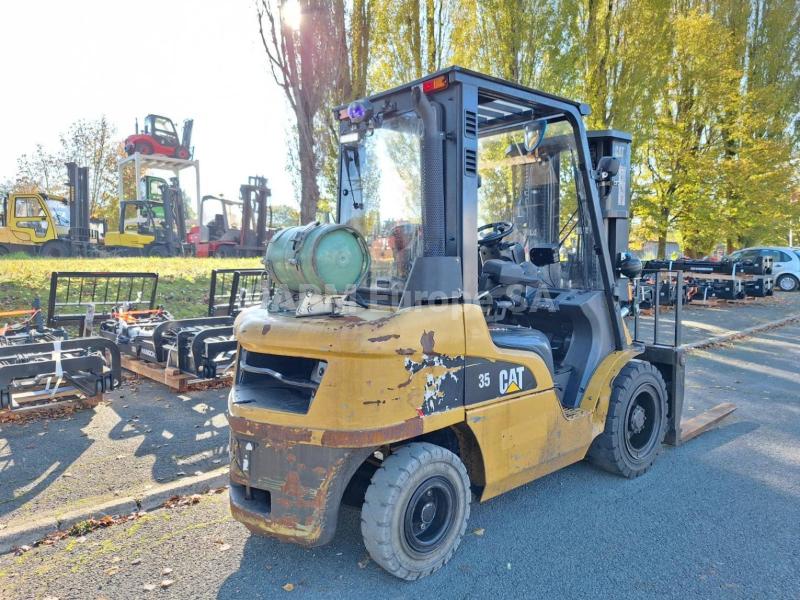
(214, 244, 235, 258)
(361, 442, 470, 580)
(41, 240, 69, 258)
(588, 360, 668, 478)
(147, 244, 169, 257)
(776, 274, 799, 292)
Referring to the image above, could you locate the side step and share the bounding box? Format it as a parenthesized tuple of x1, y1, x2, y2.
(679, 402, 737, 443)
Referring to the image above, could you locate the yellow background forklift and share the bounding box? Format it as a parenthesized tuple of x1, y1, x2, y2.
(0, 162, 94, 257)
(227, 67, 716, 580)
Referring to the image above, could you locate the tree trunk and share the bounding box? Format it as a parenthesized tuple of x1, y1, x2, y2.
(657, 234, 667, 260)
(297, 116, 319, 224)
(657, 205, 670, 259)
(425, 0, 435, 72)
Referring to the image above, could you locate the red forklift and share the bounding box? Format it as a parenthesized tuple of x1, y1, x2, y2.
(124, 114, 194, 160)
(187, 176, 272, 257)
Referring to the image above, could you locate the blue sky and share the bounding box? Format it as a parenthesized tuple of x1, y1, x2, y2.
(0, 0, 295, 207)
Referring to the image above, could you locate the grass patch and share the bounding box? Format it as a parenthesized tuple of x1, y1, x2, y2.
(0, 256, 262, 319)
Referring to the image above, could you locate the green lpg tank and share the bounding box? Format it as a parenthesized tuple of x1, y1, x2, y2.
(266, 223, 370, 294)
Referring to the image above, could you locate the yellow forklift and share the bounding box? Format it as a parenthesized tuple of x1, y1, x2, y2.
(0, 163, 94, 257)
(227, 67, 731, 579)
(104, 176, 190, 256)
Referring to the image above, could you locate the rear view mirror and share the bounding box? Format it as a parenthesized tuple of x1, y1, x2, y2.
(523, 120, 547, 153)
(595, 156, 620, 181)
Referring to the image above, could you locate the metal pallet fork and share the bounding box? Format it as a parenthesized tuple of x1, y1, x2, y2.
(47, 270, 263, 390)
(0, 337, 121, 415)
(207, 268, 266, 317)
(633, 269, 736, 443)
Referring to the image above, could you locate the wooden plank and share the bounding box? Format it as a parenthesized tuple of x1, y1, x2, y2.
(691, 299, 719, 307)
(686, 272, 753, 281)
(120, 355, 190, 392)
(680, 402, 737, 443)
(119, 356, 232, 392)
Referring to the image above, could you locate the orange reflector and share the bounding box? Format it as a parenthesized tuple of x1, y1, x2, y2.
(338, 107, 350, 120)
(422, 75, 448, 94)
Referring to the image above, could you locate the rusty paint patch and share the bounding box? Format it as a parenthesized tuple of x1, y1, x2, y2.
(395, 347, 415, 356)
(420, 330, 438, 355)
(229, 414, 423, 448)
(368, 334, 401, 343)
(228, 415, 313, 445)
(261, 324, 271, 335)
(320, 417, 423, 447)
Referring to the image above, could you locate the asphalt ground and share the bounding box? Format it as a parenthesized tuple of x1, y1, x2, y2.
(1, 320, 799, 598)
(0, 381, 229, 525)
(627, 289, 800, 347)
(2, 291, 796, 529)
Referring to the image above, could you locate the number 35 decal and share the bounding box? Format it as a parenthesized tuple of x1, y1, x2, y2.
(478, 372, 491, 388)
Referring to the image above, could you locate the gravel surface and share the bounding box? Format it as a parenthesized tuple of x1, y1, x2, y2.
(2, 324, 798, 599)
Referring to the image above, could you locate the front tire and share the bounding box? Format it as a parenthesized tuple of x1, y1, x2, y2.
(776, 274, 799, 292)
(361, 442, 470, 580)
(588, 360, 668, 478)
(41, 240, 69, 257)
(147, 244, 169, 257)
(214, 244, 235, 258)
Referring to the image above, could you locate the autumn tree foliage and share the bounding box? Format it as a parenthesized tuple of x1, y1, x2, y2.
(14, 117, 123, 222)
(259, 0, 799, 257)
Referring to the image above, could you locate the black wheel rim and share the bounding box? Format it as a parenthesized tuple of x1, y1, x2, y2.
(624, 385, 660, 460)
(402, 475, 456, 556)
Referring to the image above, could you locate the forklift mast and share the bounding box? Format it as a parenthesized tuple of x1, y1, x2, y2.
(181, 119, 194, 153)
(161, 178, 187, 252)
(239, 176, 271, 248)
(65, 162, 91, 254)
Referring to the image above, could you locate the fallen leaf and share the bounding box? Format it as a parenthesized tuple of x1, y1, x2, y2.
(142, 584, 156, 592)
(357, 556, 370, 569)
(161, 579, 174, 589)
(105, 567, 120, 576)
(218, 543, 231, 552)
(473, 528, 485, 536)
(131, 558, 142, 565)
(162, 567, 173, 575)
(282, 583, 295, 592)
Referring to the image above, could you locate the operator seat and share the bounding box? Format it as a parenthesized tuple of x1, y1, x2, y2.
(488, 325, 554, 375)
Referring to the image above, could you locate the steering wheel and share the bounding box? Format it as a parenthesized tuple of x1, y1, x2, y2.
(478, 221, 514, 246)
